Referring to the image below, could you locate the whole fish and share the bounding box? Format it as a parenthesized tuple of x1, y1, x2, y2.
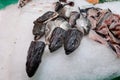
(49, 27, 66, 52)
(26, 41, 45, 77)
(64, 28, 83, 55)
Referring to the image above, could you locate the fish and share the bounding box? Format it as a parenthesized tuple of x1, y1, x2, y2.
(96, 10, 112, 28)
(108, 42, 120, 57)
(26, 41, 45, 77)
(76, 8, 91, 35)
(69, 11, 80, 27)
(33, 11, 59, 40)
(49, 27, 66, 52)
(88, 30, 108, 45)
(64, 28, 83, 55)
(59, 0, 67, 3)
(34, 11, 58, 23)
(55, 2, 64, 12)
(54, 1, 74, 18)
(54, 17, 71, 30)
(87, 7, 120, 57)
(45, 17, 71, 45)
(45, 21, 56, 45)
(33, 23, 46, 40)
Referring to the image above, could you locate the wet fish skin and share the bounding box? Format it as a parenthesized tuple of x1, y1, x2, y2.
(33, 11, 58, 30)
(64, 28, 83, 55)
(86, 7, 120, 57)
(96, 11, 112, 28)
(55, 1, 74, 19)
(33, 11, 58, 41)
(36, 11, 55, 23)
(45, 21, 56, 44)
(69, 11, 80, 27)
(76, 15, 91, 35)
(55, 1, 74, 12)
(76, 7, 91, 35)
(45, 17, 70, 45)
(49, 27, 66, 52)
(32, 23, 46, 40)
(108, 42, 120, 57)
(26, 41, 45, 77)
(55, 2, 64, 12)
(54, 17, 71, 30)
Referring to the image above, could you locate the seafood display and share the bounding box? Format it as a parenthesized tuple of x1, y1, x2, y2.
(25, 0, 120, 78)
(85, 7, 120, 57)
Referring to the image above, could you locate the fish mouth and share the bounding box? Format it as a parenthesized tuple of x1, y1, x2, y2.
(65, 47, 76, 55)
(49, 42, 62, 52)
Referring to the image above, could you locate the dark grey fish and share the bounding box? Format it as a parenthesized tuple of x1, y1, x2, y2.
(45, 17, 71, 45)
(64, 28, 83, 55)
(26, 41, 45, 77)
(54, 1, 74, 19)
(49, 27, 66, 52)
(55, 2, 64, 12)
(32, 23, 46, 40)
(35, 11, 55, 23)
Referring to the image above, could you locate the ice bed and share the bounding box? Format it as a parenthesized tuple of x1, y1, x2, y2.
(0, 0, 120, 80)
